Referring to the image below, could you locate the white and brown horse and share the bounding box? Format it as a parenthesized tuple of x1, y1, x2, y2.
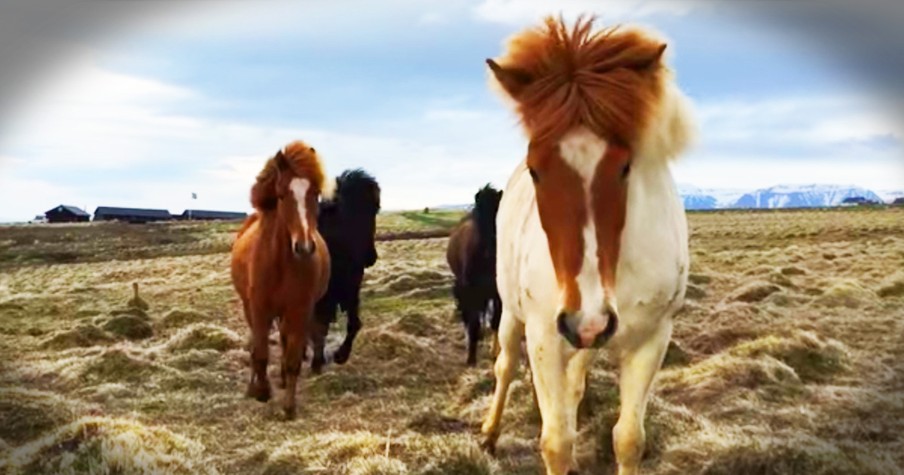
(480, 17, 695, 475)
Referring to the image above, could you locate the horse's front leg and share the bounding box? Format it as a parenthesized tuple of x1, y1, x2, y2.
(526, 321, 591, 475)
(311, 303, 335, 375)
(246, 303, 272, 402)
(333, 296, 361, 365)
(612, 322, 671, 475)
(481, 308, 524, 453)
(279, 307, 308, 419)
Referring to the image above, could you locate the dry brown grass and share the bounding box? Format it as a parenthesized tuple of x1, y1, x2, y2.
(1, 207, 902, 473)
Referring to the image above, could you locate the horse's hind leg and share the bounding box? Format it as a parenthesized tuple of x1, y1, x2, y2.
(490, 293, 503, 358)
(333, 297, 361, 365)
(481, 308, 524, 454)
(466, 306, 481, 366)
(246, 306, 272, 402)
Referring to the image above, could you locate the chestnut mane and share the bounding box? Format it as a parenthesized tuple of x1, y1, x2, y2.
(488, 15, 669, 146)
(250, 141, 331, 211)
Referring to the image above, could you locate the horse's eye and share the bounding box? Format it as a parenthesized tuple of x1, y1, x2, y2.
(621, 162, 631, 180)
(528, 167, 539, 183)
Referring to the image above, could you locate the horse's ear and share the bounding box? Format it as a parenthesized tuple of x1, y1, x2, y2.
(487, 59, 533, 99)
(628, 43, 667, 71)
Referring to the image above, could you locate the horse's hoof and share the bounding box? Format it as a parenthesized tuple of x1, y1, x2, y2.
(246, 382, 271, 402)
(283, 405, 297, 420)
(466, 357, 477, 367)
(333, 350, 350, 365)
(479, 437, 496, 456)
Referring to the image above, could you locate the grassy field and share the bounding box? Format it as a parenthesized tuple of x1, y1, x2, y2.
(0, 207, 902, 474)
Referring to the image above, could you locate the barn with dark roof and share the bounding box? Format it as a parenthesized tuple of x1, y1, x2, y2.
(93, 206, 173, 223)
(179, 209, 247, 221)
(45, 205, 90, 223)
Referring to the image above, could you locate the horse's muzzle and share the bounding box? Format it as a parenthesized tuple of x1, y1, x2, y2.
(292, 240, 316, 257)
(556, 307, 618, 349)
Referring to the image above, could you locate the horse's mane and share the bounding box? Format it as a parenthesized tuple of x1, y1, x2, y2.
(250, 140, 333, 211)
(331, 168, 381, 213)
(472, 184, 502, 248)
(489, 15, 669, 147)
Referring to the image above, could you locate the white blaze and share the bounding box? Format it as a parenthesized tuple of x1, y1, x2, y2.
(558, 127, 612, 339)
(289, 177, 310, 238)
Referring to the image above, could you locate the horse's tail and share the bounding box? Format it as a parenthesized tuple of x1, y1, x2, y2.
(236, 213, 259, 239)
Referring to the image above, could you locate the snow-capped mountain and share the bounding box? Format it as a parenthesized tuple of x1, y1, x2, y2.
(678, 184, 746, 210)
(677, 184, 897, 209)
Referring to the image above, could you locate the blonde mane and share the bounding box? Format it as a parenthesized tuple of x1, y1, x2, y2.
(489, 15, 676, 150)
(250, 141, 333, 211)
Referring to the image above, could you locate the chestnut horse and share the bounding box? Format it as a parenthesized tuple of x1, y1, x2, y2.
(231, 141, 332, 418)
(446, 184, 503, 366)
(481, 17, 695, 475)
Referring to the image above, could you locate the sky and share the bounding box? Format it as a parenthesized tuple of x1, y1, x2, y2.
(0, 0, 902, 222)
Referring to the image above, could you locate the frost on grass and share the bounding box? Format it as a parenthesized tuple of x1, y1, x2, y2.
(6, 416, 217, 475)
(163, 323, 242, 353)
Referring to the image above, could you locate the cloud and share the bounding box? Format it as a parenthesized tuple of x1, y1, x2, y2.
(472, 0, 702, 25)
(694, 94, 902, 150)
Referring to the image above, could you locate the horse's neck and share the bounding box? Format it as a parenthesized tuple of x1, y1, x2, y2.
(258, 212, 293, 261)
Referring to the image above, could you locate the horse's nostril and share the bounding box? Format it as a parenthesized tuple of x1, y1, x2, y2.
(556, 311, 583, 349)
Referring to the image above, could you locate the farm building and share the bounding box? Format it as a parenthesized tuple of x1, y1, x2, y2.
(178, 209, 247, 221)
(44, 205, 90, 223)
(93, 206, 173, 223)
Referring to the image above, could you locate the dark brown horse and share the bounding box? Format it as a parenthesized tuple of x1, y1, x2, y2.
(446, 184, 503, 366)
(230, 140, 332, 418)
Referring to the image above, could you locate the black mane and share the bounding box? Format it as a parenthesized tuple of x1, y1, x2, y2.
(332, 168, 381, 212)
(472, 184, 501, 248)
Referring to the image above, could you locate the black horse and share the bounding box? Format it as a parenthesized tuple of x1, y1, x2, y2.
(446, 184, 503, 366)
(311, 169, 381, 374)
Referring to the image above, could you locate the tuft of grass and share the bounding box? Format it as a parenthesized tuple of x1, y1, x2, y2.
(657, 354, 803, 408)
(7, 416, 218, 475)
(815, 280, 876, 309)
(109, 307, 151, 320)
(876, 272, 904, 298)
(102, 314, 154, 340)
(161, 308, 209, 328)
(74, 348, 167, 385)
(163, 323, 242, 353)
(726, 281, 782, 303)
(684, 284, 706, 300)
(729, 331, 847, 383)
(40, 324, 113, 350)
(0, 388, 80, 445)
(683, 431, 899, 475)
(261, 431, 496, 475)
